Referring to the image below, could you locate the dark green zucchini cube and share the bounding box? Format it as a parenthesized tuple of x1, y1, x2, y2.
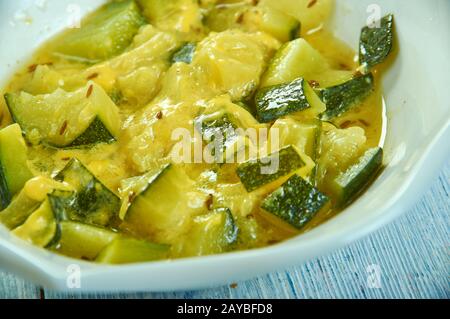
(261, 174, 329, 230)
(359, 14, 394, 71)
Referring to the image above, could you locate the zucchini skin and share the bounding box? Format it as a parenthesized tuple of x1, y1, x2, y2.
(54, 0, 146, 62)
(65, 117, 116, 149)
(261, 174, 329, 230)
(320, 73, 374, 121)
(0, 164, 10, 210)
(236, 146, 305, 192)
(0, 189, 40, 229)
(51, 221, 118, 260)
(96, 237, 170, 264)
(255, 78, 311, 123)
(171, 42, 196, 64)
(4, 83, 121, 149)
(54, 159, 121, 228)
(332, 147, 383, 207)
(359, 14, 394, 71)
(0, 124, 34, 210)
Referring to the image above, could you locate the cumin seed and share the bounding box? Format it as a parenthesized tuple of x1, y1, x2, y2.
(307, 0, 318, 8)
(59, 120, 68, 135)
(86, 84, 94, 98)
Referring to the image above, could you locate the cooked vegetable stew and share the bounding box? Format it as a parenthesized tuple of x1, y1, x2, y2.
(0, 0, 394, 263)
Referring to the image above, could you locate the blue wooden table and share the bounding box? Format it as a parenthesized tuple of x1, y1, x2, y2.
(1, 163, 448, 299)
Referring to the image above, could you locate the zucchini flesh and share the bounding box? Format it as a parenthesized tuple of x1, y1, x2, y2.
(12, 199, 57, 248)
(4, 82, 121, 148)
(96, 237, 169, 264)
(236, 145, 307, 192)
(124, 164, 196, 243)
(171, 42, 196, 64)
(54, 159, 121, 228)
(205, 3, 300, 42)
(261, 174, 329, 230)
(255, 78, 323, 123)
(138, 0, 203, 33)
(271, 118, 322, 181)
(320, 73, 374, 121)
(0, 188, 40, 229)
(0, 124, 33, 209)
(177, 207, 238, 257)
(331, 147, 383, 207)
(53, 221, 118, 260)
(359, 14, 394, 71)
(195, 96, 260, 162)
(54, 0, 146, 62)
(261, 38, 329, 87)
(256, 5, 300, 42)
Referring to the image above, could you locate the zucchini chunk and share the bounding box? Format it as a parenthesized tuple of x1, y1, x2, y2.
(0, 176, 74, 229)
(261, 38, 328, 87)
(178, 208, 238, 257)
(320, 73, 374, 121)
(255, 78, 324, 123)
(0, 124, 33, 209)
(137, 0, 203, 34)
(124, 164, 197, 243)
(359, 14, 394, 71)
(171, 42, 196, 64)
(12, 199, 57, 248)
(261, 174, 329, 230)
(54, 159, 121, 228)
(195, 96, 260, 162)
(255, 5, 300, 42)
(53, 221, 118, 260)
(205, 3, 300, 42)
(4, 82, 121, 148)
(0, 188, 40, 229)
(271, 118, 322, 182)
(54, 0, 146, 62)
(96, 237, 169, 264)
(236, 145, 313, 192)
(331, 147, 383, 207)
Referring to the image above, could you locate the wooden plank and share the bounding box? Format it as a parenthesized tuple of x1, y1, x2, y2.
(0, 271, 41, 299)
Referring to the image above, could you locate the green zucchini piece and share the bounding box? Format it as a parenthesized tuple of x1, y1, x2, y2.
(205, 3, 300, 42)
(195, 96, 259, 162)
(12, 199, 57, 247)
(96, 237, 169, 264)
(261, 174, 329, 230)
(256, 5, 300, 42)
(4, 82, 121, 148)
(54, 0, 146, 62)
(255, 78, 322, 123)
(0, 124, 33, 209)
(331, 147, 383, 207)
(124, 164, 196, 243)
(320, 73, 374, 121)
(359, 14, 394, 71)
(236, 146, 306, 192)
(171, 42, 196, 64)
(54, 159, 121, 228)
(53, 221, 118, 260)
(179, 208, 238, 257)
(197, 113, 241, 161)
(271, 118, 322, 182)
(0, 188, 40, 229)
(261, 38, 328, 87)
(137, 0, 203, 33)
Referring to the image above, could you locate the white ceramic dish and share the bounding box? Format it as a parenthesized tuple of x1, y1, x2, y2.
(0, 0, 449, 292)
